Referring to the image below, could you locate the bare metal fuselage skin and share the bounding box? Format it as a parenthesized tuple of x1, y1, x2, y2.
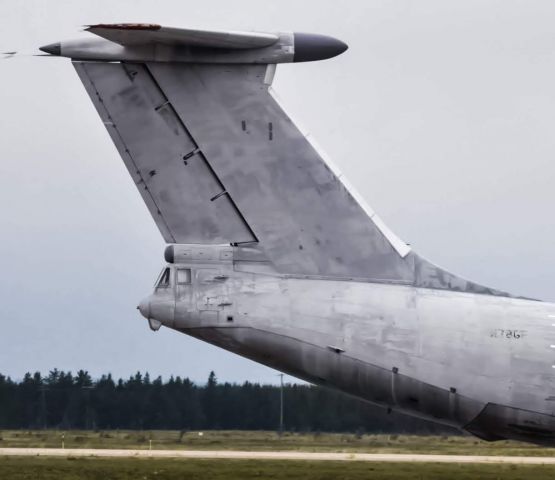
(141, 245, 555, 445)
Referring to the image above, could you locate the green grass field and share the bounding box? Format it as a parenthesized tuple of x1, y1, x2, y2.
(1, 457, 555, 480)
(2, 431, 555, 479)
(1, 430, 555, 456)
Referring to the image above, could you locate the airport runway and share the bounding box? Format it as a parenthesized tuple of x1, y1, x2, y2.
(1, 448, 555, 464)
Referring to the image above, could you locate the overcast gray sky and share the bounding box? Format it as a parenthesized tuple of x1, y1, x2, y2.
(2, 0, 555, 383)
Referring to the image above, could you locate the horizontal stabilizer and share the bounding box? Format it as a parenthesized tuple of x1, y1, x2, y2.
(85, 24, 280, 50)
(40, 25, 347, 64)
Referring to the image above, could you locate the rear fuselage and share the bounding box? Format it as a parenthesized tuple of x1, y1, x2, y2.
(141, 246, 555, 445)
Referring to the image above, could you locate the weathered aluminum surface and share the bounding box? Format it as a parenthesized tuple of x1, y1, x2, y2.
(85, 24, 280, 49)
(57, 35, 295, 64)
(72, 59, 514, 296)
(140, 253, 555, 444)
(74, 62, 257, 245)
(39, 26, 555, 444)
(42, 26, 347, 64)
(148, 62, 413, 280)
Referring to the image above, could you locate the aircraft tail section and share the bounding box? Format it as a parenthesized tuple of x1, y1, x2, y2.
(74, 59, 414, 281)
(60, 25, 516, 297)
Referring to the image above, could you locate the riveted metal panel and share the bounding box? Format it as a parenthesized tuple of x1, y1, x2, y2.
(74, 61, 256, 244)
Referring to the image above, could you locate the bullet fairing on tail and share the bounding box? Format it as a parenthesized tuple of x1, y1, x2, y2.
(37, 24, 555, 445)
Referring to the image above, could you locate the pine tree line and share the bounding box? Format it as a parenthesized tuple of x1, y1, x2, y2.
(0, 370, 457, 434)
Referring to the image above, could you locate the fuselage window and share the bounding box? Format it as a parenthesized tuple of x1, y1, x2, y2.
(177, 268, 192, 285)
(157, 268, 171, 288)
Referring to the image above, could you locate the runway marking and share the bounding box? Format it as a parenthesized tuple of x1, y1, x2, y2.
(1, 448, 555, 464)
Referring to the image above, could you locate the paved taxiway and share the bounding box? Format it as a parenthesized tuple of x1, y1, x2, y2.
(1, 449, 555, 464)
